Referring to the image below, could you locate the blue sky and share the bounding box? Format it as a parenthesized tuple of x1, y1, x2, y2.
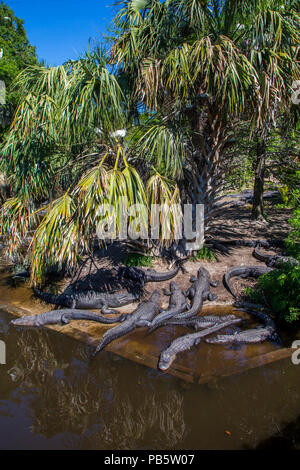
(5, 0, 116, 65)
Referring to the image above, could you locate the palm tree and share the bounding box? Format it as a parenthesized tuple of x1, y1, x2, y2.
(112, 0, 299, 222)
(0, 49, 181, 284)
(0, 1, 299, 284)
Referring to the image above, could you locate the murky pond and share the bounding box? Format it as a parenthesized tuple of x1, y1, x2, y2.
(1, 305, 300, 450)
(0, 260, 300, 450)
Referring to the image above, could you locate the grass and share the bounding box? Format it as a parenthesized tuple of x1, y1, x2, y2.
(122, 253, 153, 267)
(190, 246, 216, 262)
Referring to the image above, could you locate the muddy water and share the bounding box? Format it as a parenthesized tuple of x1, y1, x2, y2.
(0, 270, 300, 449)
(1, 308, 300, 450)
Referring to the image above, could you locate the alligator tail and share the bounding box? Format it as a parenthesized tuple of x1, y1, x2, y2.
(223, 273, 237, 298)
(34, 289, 70, 307)
(92, 334, 113, 357)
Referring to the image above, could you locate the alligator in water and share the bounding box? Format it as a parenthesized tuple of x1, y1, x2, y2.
(147, 282, 188, 329)
(253, 246, 299, 267)
(11, 309, 127, 327)
(158, 318, 242, 371)
(34, 289, 141, 313)
(92, 290, 162, 357)
(169, 267, 218, 321)
(223, 265, 273, 298)
(118, 261, 184, 287)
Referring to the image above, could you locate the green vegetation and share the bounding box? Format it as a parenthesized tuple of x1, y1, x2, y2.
(190, 247, 216, 262)
(0, 2, 38, 138)
(0, 1, 298, 286)
(244, 207, 300, 324)
(123, 254, 153, 267)
(286, 206, 300, 261)
(244, 264, 300, 323)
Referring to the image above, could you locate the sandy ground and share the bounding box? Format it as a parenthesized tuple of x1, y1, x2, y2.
(56, 194, 292, 309)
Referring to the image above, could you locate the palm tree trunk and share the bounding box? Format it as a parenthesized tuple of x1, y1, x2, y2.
(252, 135, 266, 222)
(187, 103, 226, 231)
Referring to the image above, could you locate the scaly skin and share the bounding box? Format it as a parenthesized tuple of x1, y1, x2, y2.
(158, 318, 242, 371)
(223, 265, 273, 298)
(206, 306, 278, 345)
(92, 290, 162, 357)
(11, 309, 126, 327)
(34, 289, 140, 312)
(118, 262, 183, 286)
(155, 314, 240, 331)
(148, 282, 188, 329)
(206, 326, 274, 344)
(253, 246, 299, 267)
(169, 267, 217, 320)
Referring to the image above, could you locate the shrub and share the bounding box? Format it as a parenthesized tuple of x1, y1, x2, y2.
(123, 253, 153, 267)
(285, 207, 300, 261)
(190, 246, 216, 262)
(244, 263, 300, 323)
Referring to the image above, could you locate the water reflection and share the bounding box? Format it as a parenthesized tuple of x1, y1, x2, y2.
(1, 309, 300, 450)
(1, 312, 186, 449)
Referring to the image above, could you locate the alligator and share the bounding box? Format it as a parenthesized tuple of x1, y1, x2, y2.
(34, 289, 141, 313)
(149, 314, 241, 333)
(92, 290, 162, 357)
(147, 282, 188, 329)
(205, 326, 275, 345)
(118, 261, 184, 287)
(168, 267, 218, 321)
(223, 265, 273, 298)
(206, 238, 285, 253)
(11, 309, 127, 327)
(206, 306, 278, 345)
(158, 318, 242, 371)
(253, 245, 299, 267)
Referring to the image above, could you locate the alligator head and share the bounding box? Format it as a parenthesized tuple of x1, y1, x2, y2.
(11, 315, 41, 327)
(158, 350, 175, 371)
(169, 281, 179, 291)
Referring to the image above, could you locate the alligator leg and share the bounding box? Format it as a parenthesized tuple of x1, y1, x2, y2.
(163, 289, 172, 296)
(208, 293, 217, 301)
(185, 287, 195, 299)
(210, 280, 219, 288)
(101, 306, 120, 315)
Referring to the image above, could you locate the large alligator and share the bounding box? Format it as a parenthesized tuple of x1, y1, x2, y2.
(253, 245, 299, 267)
(223, 265, 273, 298)
(206, 326, 275, 345)
(158, 318, 242, 371)
(169, 267, 218, 321)
(206, 306, 278, 345)
(149, 314, 241, 333)
(92, 290, 162, 357)
(11, 309, 127, 327)
(34, 289, 141, 313)
(118, 262, 183, 287)
(147, 282, 188, 329)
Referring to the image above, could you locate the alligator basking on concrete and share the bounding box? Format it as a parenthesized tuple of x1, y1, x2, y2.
(158, 318, 242, 371)
(223, 265, 273, 298)
(92, 290, 162, 357)
(170, 267, 218, 321)
(11, 309, 127, 327)
(148, 282, 188, 329)
(253, 246, 299, 267)
(206, 306, 278, 345)
(206, 326, 275, 345)
(150, 314, 241, 333)
(118, 262, 184, 287)
(34, 289, 141, 313)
